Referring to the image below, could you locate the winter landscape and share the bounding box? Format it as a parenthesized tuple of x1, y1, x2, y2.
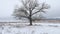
(0, 0, 60, 34)
(1, 22, 60, 34)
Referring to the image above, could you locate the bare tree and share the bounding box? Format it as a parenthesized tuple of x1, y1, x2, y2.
(13, 0, 50, 25)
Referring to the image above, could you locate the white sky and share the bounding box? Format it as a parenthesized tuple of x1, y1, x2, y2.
(0, 0, 60, 18)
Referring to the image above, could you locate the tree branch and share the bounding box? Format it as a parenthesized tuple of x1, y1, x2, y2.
(21, 0, 30, 10)
(15, 14, 29, 19)
(32, 8, 43, 16)
(32, 3, 46, 16)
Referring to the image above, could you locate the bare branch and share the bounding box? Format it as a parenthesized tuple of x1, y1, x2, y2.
(32, 0, 39, 10)
(21, 0, 30, 10)
(13, 7, 29, 18)
(13, 13, 29, 18)
(32, 3, 49, 16)
(17, 15, 29, 18)
(32, 8, 43, 15)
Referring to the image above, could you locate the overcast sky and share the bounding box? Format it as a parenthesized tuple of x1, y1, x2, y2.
(0, 0, 60, 18)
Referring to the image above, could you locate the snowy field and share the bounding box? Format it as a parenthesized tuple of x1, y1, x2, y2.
(1, 23, 60, 34)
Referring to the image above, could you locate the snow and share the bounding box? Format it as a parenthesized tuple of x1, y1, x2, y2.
(1, 23, 60, 34)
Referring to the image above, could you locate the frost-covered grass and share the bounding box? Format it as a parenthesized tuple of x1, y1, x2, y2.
(1, 23, 60, 34)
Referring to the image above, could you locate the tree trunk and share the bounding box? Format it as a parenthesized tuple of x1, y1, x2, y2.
(29, 16, 32, 25)
(29, 9, 32, 25)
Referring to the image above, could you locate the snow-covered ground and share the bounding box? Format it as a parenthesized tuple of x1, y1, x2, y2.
(1, 23, 60, 34)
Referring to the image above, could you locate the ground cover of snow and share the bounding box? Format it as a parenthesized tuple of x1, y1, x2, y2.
(1, 23, 60, 34)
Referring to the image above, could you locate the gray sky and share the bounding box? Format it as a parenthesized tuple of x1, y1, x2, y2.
(0, 0, 60, 18)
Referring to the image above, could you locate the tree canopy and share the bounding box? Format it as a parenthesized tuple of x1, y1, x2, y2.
(12, 0, 50, 25)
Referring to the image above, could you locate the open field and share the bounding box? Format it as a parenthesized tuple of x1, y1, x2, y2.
(1, 23, 60, 34)
(0, 19, 60, 34)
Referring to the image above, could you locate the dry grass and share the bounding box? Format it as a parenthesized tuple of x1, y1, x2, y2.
(0, 19, 60, 26)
